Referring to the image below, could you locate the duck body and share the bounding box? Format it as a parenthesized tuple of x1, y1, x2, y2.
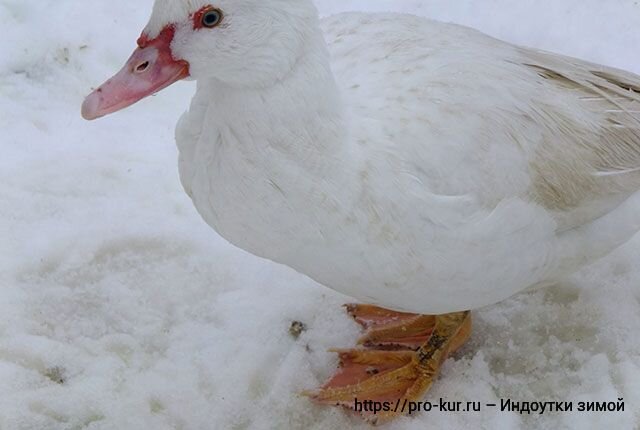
(174, 12, 640, 314)
(81, 2, 640, 419)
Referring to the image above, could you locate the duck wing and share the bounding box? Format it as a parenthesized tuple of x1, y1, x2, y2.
(519, 48, 640, 228)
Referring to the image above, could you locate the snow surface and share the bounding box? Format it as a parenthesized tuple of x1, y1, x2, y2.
(1, 0, 640, 429)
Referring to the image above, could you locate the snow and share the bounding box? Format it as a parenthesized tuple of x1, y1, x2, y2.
(1, 0, 640, 428)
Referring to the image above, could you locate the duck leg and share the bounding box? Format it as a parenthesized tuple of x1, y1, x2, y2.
(305, 307, 471, 423)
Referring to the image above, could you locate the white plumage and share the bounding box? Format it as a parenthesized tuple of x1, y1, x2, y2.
(86, 0, 640, 314)
(173, 8, 640, 314)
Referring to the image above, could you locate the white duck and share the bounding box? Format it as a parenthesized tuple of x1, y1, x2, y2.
(82, 0, 640, 422)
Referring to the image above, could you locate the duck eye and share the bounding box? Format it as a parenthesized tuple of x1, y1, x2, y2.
(201, 9, 222, 28)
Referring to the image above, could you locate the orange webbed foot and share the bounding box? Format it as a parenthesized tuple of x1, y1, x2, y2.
(305, 307, 471, 423)
(345, 304, 436, 350)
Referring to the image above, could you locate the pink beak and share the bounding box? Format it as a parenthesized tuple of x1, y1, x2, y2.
(82, 26, 190, 121)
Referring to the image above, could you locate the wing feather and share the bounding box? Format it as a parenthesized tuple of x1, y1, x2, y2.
(519, 48, 640, 219)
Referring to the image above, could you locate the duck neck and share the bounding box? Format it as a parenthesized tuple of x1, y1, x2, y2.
(199, 29, 349, 177)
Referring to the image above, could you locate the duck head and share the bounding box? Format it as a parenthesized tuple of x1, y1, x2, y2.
(82, 0, 318, 120)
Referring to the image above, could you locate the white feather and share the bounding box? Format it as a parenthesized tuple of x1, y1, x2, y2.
(143, 1, 640, 313)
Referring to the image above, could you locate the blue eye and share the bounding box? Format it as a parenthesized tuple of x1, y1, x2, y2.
(202, 9, 222, 28)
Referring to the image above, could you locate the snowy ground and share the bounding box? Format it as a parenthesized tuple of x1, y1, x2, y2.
(1, 0, 640, 429)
